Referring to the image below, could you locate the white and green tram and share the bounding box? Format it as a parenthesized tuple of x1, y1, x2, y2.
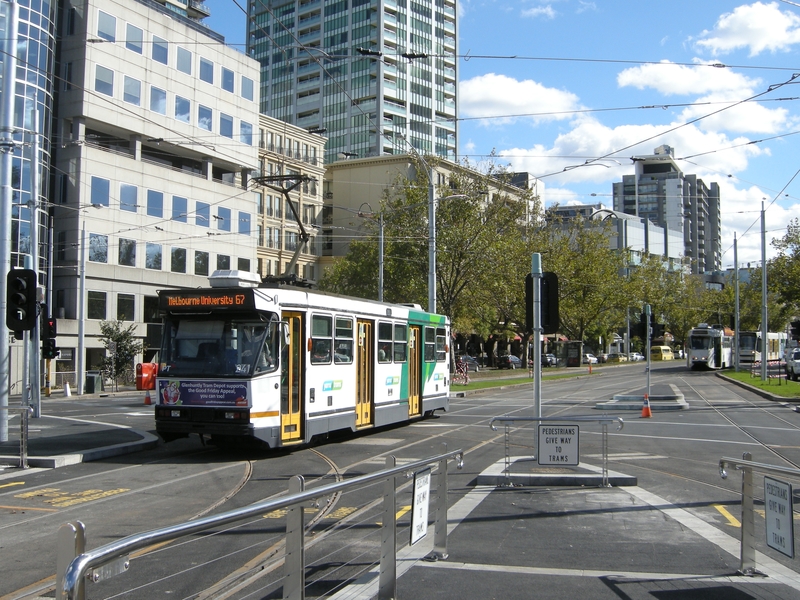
(154, 272, 451, 448)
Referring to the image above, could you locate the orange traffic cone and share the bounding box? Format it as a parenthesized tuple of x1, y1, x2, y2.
(144, 389, 152, 405)
(641, 394, 652, 418)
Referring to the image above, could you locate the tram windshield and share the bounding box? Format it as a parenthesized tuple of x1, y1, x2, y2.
(738, 333, 757, 352)
(689, 336, 713, 350)
(159, 315, 281, 378)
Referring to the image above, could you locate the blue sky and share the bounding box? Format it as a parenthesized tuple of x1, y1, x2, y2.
(207, 0, 800, 269)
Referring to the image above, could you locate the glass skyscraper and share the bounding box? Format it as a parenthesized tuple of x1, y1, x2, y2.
(248, 0, 457, 164)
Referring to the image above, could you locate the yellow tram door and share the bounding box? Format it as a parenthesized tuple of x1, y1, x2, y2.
(356, 320, 374, 427)
(280, 311, 304, 442)
(408, 326, 421, 416)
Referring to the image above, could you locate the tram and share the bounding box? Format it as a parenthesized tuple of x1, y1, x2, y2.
(737, 330, 788, 364)
(687, 323, 734, 370)
(154, 271, 451, 447)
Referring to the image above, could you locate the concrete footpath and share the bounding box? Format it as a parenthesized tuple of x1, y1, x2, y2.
(0, 389, 158, 469)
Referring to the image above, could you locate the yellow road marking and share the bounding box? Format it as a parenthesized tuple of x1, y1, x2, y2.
(0, 482, 25, 489)
(14, 487, 130, 508)
(377, 505, 412, 526)
(0, 505, 58, 512)
(713, 504, 741, 527)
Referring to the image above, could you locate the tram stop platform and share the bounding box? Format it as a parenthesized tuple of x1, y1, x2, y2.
(594, 382, 689, 411)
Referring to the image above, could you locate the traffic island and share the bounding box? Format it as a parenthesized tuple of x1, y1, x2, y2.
(594, 383, 688, 411)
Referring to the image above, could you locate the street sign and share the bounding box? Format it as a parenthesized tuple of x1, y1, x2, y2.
(410, 468, 431, 546)
(538, 425, 579, 466)
(765, 476, 794, 558)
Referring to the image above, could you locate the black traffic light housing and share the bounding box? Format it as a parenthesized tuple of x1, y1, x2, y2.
(41, 312, 59, 359)
(650, 315, 665, 340)
(791, 321, 800, 340)
(6, 269, 38, 333)
(632, 313, 648, 339)
(525, 272, 559, 335)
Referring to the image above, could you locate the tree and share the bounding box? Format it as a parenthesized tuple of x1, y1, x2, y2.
(770, 218, 800, 314)
(98, 320, 144, 391)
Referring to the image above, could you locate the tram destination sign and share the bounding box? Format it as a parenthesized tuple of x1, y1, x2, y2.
(537, 425, 579, 466)
(159, 289, 255, 311)
(765, 476, 794, 558)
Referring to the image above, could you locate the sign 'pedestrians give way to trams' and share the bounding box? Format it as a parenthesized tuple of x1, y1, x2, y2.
(538, 425, 579, 466)
(410, 468, 431, 546)
(765, 476, 794, 558)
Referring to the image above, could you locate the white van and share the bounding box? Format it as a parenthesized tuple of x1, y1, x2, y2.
(650, 346, 674, 361)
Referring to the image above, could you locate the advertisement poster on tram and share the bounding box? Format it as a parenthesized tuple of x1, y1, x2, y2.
(158, 380, 249, 407)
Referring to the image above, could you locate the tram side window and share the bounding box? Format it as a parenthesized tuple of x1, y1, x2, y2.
(334, 317, 353, 364)
(378, 322, 393, 363)
(424, 327, 436, 362)
(394, 324, 407, 362)
(436, 327, 447, 362)
(311, 314, 332, 364)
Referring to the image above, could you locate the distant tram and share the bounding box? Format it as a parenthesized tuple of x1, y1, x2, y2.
(154, 272, 451, 448)
(737, 330, 787, 365)
(687, 323, 734, 370)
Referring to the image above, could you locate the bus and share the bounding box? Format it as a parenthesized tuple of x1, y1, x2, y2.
(687, 323, 734, 370)
(154, 271, 451, 448)
(737, 330, 788, 365)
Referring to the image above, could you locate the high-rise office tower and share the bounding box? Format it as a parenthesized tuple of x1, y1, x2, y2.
(248, 0, 457, 164)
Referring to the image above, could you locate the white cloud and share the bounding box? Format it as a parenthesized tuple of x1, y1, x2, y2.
(576, 2, 596, 14)
(460, 73, 581, 125)
(695, 1, 800, 56)
(617, 61, 761, 96)
(522, 4, 556, 19)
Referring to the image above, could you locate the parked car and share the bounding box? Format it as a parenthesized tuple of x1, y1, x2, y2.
(628, 352, 644, 362)
(786, 349, 800, 381)
(497, 355, 522, 369)
(542, 353, 558, 367)
(582, 353, 598, 364)
(597, 353, 609, 363)
(457, 355, 481, 372)
(607, 353, 628, 363)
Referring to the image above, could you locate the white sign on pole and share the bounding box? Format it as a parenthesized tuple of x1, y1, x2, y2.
(765, 476, 794, 558)
(537, 425, 579, 466)
(410, 468, 431, 546)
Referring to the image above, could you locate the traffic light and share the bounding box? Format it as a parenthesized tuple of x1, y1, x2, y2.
(6, 269, 37, 332)
(41, 313, 59, 359)
(632, 313, 648, 339)
(651, 321, 665, 340)
(525, 272, 559, 334)
(791, 321, 800, 340)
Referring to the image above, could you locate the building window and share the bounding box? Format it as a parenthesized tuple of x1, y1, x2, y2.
(87, 291, 107, 320)
(199, 57, 214, 84)
(120, 184, 137, 212)
(150, 86, 167, 114)
(171, 247, 186, 273)
(64, 62, 73, 90)
(237, 258, 250, 271)
(176, 46, 192, 75)
(257, 224, 264, 246)
(241, 76, 254, 101)
(117, 294, 135, 321)
(220, 113, 233, 138)
(126, 23, 143, 53)
(217, 254, 230, 270)
(97, 11, 115, 42)
(147, 190, 163, 218)
(95, 65, 113, 96)
(212, 207, 228, 232)
(119, 238, 136, 266)
(240, 121, 253, 145)
(195, 250, 209, 276)
(88, 233, 108, 263)
(123, 76, 141, 106)
(239, 212, 251, 235)
(90, 176, 110, 206)
(175, 96, 190, 123)
(196, 201, 210, 227)
(56, 231, 66, 261)
(221, 67, 234, 92)
(172, 196, 187, 222)
(198, 105, 212, 131)
(146, 243, 162, 270)
(152, 35, 168, 64)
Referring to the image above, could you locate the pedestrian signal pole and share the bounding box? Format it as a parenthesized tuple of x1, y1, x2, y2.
(531, 254, 542, 421)
(644, 303, 651, 400)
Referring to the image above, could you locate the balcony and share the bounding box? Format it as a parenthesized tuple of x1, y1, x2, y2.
(187, 0, 210, 18)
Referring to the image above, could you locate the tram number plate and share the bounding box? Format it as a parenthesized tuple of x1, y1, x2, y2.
(538, 425, 579, 466)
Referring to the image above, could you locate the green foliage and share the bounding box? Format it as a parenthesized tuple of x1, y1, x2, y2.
(98, 320, 143, 389)
(770, 218, 800, 314)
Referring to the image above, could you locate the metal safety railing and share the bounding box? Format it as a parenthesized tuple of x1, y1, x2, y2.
(720, 452, 800, 576)
(57, 446, 464, 600)
(490, 416, 624, 487)
(0, 405, 33, 468)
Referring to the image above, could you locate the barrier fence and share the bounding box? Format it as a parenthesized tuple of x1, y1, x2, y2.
(719, 452, 800, 575)
(57, 446, 464, 600)
(489, 415, 624, 487)
(0, 405, 33, 468)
